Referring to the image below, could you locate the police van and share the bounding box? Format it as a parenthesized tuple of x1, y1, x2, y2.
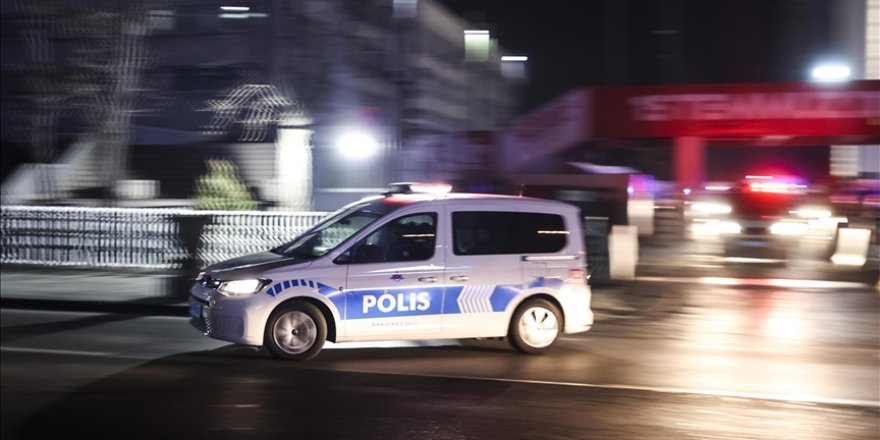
(189, 183, 594, 360)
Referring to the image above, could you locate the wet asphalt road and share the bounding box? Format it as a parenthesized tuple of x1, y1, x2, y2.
(2, 277, 879, 439)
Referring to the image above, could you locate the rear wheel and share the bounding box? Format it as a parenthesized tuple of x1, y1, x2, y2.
(264, 301, 327, 361)
(508, 298, 562, 354)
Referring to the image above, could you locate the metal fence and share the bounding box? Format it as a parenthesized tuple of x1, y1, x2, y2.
(1, 205, 329, 270)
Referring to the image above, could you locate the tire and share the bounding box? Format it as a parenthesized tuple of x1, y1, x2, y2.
(508, 298, 562, 354)
(264, 301, 327, 361)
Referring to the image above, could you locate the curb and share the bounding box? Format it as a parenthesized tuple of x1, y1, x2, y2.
(0, 297, 188, 317)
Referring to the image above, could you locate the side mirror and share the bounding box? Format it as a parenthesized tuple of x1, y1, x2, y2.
(333, 251, 351, 264)
(350, 244, 384, 264)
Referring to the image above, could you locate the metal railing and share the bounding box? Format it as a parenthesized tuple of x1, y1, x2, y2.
(1, 205, 329, 270)
(196, 210, 329, 266)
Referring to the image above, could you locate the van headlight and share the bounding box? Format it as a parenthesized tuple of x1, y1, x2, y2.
(714, 220, 742, 235)
(218, 279, 271, 296)
(769, 221, 809, 236)
(690, 220, 741, 237)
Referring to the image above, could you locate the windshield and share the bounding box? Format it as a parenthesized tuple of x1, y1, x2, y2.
(730, 191, 797, 218)
(273, 205, 386, 259)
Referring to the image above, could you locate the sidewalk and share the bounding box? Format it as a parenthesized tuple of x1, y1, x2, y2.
(0, 266, 189, 315)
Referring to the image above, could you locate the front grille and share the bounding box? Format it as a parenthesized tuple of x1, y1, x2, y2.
(200, 275, 221, 289)
(190, 316, 208, 334)
(206, 316, 244, 338)
(743, 227, 768, 235)
(188, 296, 209, 334)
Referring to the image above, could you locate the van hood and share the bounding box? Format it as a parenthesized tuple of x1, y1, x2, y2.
(203, 251, 312, 279)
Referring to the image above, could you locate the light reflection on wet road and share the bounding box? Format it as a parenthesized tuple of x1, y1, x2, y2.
(1, 277, 878, 439)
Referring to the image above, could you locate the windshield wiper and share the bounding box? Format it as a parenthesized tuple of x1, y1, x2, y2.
(281, 249, 317, 260)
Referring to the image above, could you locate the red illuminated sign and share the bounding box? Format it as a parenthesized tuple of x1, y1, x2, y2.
(592, 81, 880, 139)
(629, 92, 877, 121)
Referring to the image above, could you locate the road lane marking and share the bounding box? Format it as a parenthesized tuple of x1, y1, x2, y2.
(4, 345, 878, 408)
(328, 368, 880, 409)
(636, 276, 869, 290)
(1, 346, 153, 360)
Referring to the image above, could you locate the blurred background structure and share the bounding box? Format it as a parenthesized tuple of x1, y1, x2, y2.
(2, 5, 879, 438)
(1, 0, 877, 209)
(1, 0, 522, 211)
(0, 0, 878, 274)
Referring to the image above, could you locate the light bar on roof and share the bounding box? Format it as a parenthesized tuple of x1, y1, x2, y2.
(749, 182, 806, 193)
(386, 182, 453, 196)
(409, 183, 452, 195)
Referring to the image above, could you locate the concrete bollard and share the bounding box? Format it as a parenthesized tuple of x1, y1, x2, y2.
(609, 225, 639, 280)
(627, 197, 655, 237)
(831, 228, 872, 267)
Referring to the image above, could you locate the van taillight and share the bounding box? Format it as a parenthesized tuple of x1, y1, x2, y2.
(568, 268, 586, 280)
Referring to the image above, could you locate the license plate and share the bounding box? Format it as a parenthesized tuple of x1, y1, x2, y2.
(188, 300, 203, 318)
(741, 240, 768, 248)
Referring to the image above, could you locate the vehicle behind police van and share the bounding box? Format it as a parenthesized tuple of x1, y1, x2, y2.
(189, 183, 593, 360)
(688, 176, 844, 263)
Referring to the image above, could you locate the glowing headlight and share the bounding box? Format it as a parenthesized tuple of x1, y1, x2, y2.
(714, 220, 742, 234)
(790, 206, 832, 219)
(218, 279, 270, 296)
(691, 202, 732, 215)
(692, 220, 741, 236)
(770, 221, 809, 236)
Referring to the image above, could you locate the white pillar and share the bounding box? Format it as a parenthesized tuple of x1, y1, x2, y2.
(609, 225, 639, 280)
(274, 116, 313, 211)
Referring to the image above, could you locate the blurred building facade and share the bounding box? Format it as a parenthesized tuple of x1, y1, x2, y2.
(0, 0, 521, 210)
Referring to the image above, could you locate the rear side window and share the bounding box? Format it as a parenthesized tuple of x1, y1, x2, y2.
(452, 211, 568, 255)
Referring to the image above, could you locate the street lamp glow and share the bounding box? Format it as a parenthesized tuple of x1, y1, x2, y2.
(810, 63, 851, 82)
(336, 131, 378, 159)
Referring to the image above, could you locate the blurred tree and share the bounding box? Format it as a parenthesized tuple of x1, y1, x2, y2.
(194, 159, 257, 211)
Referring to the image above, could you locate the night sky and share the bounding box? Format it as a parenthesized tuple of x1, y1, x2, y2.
(438, 0, 839, 110)
(438, 0, 604, 109)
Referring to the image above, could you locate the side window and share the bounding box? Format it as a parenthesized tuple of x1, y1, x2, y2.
(453, 211, 567, 255)
(345, 213, 437, 264)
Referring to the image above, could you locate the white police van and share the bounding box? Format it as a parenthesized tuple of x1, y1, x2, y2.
(189, 183, 593, 360)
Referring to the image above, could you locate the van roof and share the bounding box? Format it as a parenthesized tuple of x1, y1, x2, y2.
(373, 192, 577, 210)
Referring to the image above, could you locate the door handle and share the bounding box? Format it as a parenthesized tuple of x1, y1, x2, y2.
(449, 275, 469, 282)
(521, 255, 578, 261)
(418, 276, 438, 283)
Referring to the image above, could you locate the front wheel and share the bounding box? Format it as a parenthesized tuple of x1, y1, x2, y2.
(265, 301, 327, 361)
(508, 298, 562, 354)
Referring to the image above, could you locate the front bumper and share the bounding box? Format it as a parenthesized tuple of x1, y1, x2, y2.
(560, 284, 594, 334)
(188, 283, 261, 346)
(723, 233, 793, 260)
